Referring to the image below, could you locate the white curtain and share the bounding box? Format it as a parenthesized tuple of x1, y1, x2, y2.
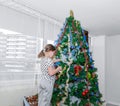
(38, 18, 61, 48)
(34, 18, 61, 87)
(0, 16, 61, 88)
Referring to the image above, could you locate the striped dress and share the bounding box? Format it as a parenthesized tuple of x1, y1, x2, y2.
(38, 57, 55, 106)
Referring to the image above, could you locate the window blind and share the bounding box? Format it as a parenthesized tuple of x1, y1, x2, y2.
(0, 32, 43, 82)
(0, 33, 37, 72)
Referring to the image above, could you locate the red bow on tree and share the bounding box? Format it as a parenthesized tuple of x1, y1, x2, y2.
(74, 65, 82, 76)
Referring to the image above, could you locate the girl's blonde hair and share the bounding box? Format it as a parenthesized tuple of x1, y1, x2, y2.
(38, 44, 56, 58)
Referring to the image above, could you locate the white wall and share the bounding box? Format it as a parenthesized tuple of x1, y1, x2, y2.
(106, 35, 120, 105)
(0, 5, 38, 36)
(0, 84, 37, 106)
(90, 35, 106, 103)
(92, 35, 120, 105)
(0, 5, 61, 39)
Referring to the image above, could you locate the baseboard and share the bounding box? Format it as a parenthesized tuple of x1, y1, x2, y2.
(106, 101, 120, 106)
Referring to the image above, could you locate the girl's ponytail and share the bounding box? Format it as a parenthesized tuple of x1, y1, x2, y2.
(38, 44, 56, 58)
(38, 50, 45, 58)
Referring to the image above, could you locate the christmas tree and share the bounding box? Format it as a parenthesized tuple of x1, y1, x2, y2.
(51, 11, 103, 106)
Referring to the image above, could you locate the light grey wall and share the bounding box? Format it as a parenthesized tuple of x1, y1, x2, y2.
(106, 35, 120, 105)
(0, 5, 61, 40)
(0, 5, 38, 36)
(91, 35, 120, 105)
(90, 35, 106, 103)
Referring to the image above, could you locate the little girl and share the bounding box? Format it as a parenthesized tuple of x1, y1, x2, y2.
(38, 44, 62, 106)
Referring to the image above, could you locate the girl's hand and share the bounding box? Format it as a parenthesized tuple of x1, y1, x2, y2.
(57, 66, 62, 72)
(48, 66, 62, 76)
(53, 59, 61, 63)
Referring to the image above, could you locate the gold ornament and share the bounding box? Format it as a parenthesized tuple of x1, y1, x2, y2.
(70, 10, 74, 17)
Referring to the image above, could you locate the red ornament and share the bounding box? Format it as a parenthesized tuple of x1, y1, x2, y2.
(86, 103, 90, 106)
(85, 89, 89, 94)
(82, 91, 86, 96)
(82, 89, 89, 96)
(74, 65, 82, 76)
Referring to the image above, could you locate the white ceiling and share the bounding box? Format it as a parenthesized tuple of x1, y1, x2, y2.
(4, 0, 120, 35)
